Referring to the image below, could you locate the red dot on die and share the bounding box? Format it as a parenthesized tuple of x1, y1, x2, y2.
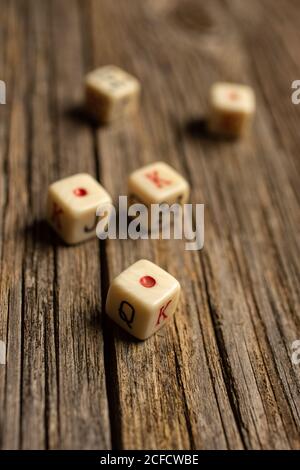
(229, 91, 239, 101)
(139, 276, 156, 288)
(73, 187, 88, 197)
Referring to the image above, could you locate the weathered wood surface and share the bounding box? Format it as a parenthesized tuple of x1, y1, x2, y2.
(0, 0, 299, 450)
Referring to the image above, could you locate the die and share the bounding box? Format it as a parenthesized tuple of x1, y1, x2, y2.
(85, 65, 141, 124)
(106, 259, 181, 340)
(47, 173, 112, 245)
(208, 82, 256, 137)
(128, 161, 190, 208)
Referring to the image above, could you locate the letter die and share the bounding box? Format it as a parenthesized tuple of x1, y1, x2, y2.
(106, 259, 181, 340)
(47, 173, 112, 245)
(85, 65, 141, 124)
(128, 161, 190, 207)
(208, 82, 256, 137)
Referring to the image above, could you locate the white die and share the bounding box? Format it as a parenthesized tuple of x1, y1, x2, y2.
(47, 173, 112, 245)
(208, 82, 255, 137)
(85, 65, 141, 123)
(128, 161, 190, 206)
(106, 259, 181, 340)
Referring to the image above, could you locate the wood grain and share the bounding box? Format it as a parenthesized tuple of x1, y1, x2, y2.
(0, 0, 299, 450)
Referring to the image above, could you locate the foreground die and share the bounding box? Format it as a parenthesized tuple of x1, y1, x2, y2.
(106, 259, 181, 340)
(47, 173, 112, 244)
(128, 161, 189, 207)
(208, 82, 255, 137)
(85, 65, 141, 124)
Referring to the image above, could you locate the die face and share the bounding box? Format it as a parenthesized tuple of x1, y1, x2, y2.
(128, 162, 190, 206)
(85, 65, 141, 123)
(209, 82, 255, 136)
(86, 66, 140, 99)
(211, 83, 255, 114)
(48, 173, 111, 216)
(47, 173, 112, 244)
(105, 259, 181, 340)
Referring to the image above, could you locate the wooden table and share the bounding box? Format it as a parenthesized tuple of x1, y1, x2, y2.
(0, 0, 299, 450)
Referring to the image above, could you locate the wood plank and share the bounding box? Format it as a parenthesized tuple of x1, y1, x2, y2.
(226, 0, 300, 448)
(21, 0, 55, 449)
(47, 0, 111, 449)
(165, 0, 300, 448)
(0, 0, 111, 449)
(157, 0, 299, 449)
(0, 0, 28, 449)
